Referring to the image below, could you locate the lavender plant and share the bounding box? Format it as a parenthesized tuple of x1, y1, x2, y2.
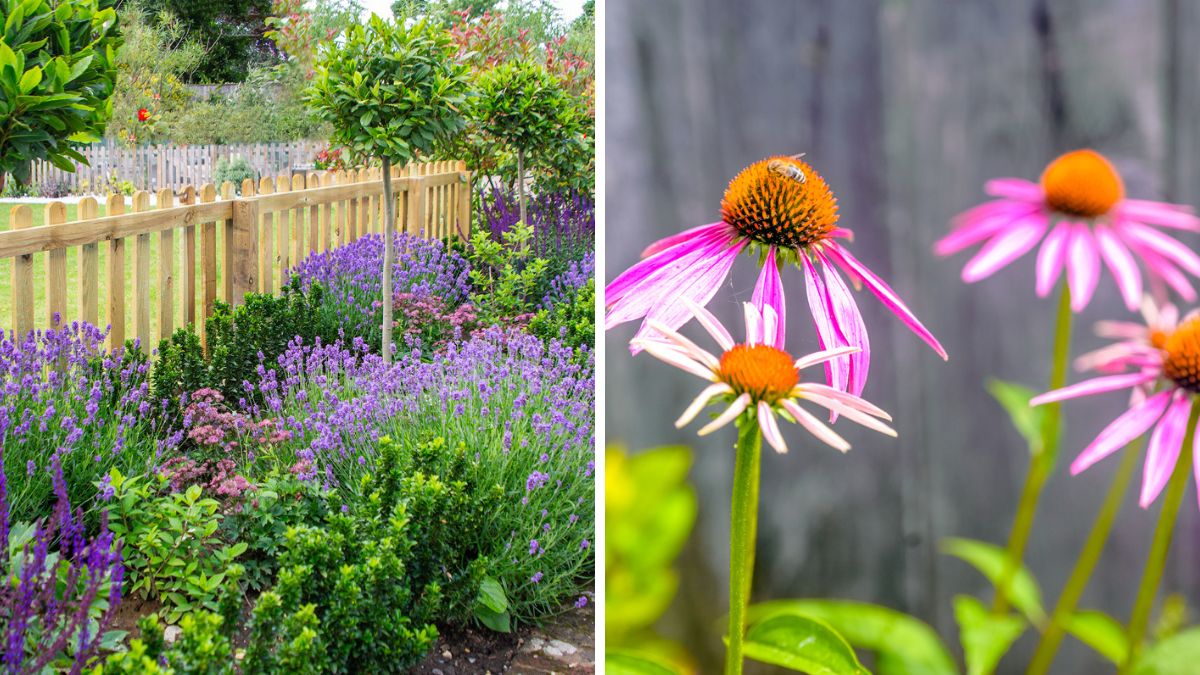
(1, 457, 125, 673)
(478, 188, 595, 274)
(0, 323, 180, 524)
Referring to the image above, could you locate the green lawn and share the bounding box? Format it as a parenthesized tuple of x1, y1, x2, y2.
(0, 200, 239, 349)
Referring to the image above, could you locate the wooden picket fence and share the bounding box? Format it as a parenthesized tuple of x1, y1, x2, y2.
(29, 140, 325, 194)
(0, 160, 470, 352)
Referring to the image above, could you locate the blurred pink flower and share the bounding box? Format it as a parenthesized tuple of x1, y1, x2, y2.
(938, 149, 1200, 311)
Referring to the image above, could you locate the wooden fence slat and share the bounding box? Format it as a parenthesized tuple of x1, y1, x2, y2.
(132, 191, 151, 349)
(79, 197, 99, 325)
(221, 181, 237, 305)
(11, 205, 33, 337)
(307, 173, 320, 254)
(181, 185, 196, 329)
(291, 173, 305, 267)
(106, 195, 126, 350)
(230, 197, 259, 305)
(457, 161, 471, 240)
(157, 189, 175, 342)
(200, 183, 217, 351)
(45, 202, 67, 327)
(258, 176, 275, 294)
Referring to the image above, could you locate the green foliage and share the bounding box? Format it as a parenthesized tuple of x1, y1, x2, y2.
(156, 278, 341, 402)
(745, 600, 957, 675)
(169, 68, 327, 145)
(988, 378, 1057, 458)
(467, 221, 549, 324)
(0, 0, 122, 190)
(737, 612, 869, 675)
(530, 277, 594, 350)
(220, 470, 331, 592)
(1064, 610, 1128, 665)
(941, 537, 1046, 624)
(1132, 627, 1200, 674)
(211, 156, 259, 193)
(953, 595, 1026, 675)
(137, 0, 277, 83)
(605, 650, 682, 675)
(106, 471, 247, 624)
(306, 15, 469, 167)
(91, 615, 170, 674)
(241, 591, 326, 674)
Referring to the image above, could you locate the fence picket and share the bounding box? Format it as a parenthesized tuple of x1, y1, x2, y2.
(132, 192, 152, 349)
(307, 172, 320, 254)
(180, 185, 197, 329)
(106, 194, 126, 350)
(200, 183, 217, 350)
(79, 197, 99, 326)
(291, 173, 305, 268)
(11, 205, 33, 336)
(46, 202, 67, 327)
(157, 189, 175, 341)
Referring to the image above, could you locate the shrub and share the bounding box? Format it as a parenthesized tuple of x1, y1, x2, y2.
(212, 156, 259, 194)
(37, 177, 72, 198)
(541, 251, 595, 309)
(1, 458, 125, 673)
(251, 329, 595, 624)
(478, 189, 595, 291)
(288, 233, 471, 353)
(466, 220, 549, 326)
(0, 179, 37, 198)
(0, 324, 179, 524)
(530, 277, 595, 352)
(106, 471, 247, 624)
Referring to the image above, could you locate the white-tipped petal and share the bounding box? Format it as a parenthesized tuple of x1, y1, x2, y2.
(676, 383, 733, 428)
(794, 382, 893, 421)
(743, 302, 763, 345)
(646, 318, 720, 370)
(681, 297, 735, 351)
(794, 346, 862, 371)
(636, 339, 718, 381)
(698, 393, 751, 436)
(761, 304, 780, 349)
(781, 399, 851, 452)
(758, 401, 788, 453)
(798, 392, 898, 437)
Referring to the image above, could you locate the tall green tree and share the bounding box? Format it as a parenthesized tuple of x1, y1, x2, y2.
(132, 0, 277, 82)
(306, 15, 468, 363)
(0, 0, 123, 193)
(475, 60, 585, 223)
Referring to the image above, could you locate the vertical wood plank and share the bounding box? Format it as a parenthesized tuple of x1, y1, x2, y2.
(200, 184, 217, 350)
(347, 168, 360, 243)
(457, 161, 471, 241)
(307, 172, 320, 253)
(79, 197, 99, 326)
(406, 174, 427, 237)
(321, 172, 333, 252)
(106, 195, 126, 349)
(157, 188, 175, 342)
(230, 197, 259, 306)
(257, 176, 274, 293)
(45, 202, 67, 327)
(221, 181, 237, 304)
(10, 205, 33, 337)
(291, 173, 306, 266)
(181, 185, 197, 329)
(275, 174, 290, 281)
(132, 191, 151, 349)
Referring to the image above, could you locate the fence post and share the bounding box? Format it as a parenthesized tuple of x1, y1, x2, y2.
(405, 170, 426, 237)
(132, 191, 152, 349)
(11, 205, 33, 337)
(46, 202, 67, 327)
(106, 194, 126, 350)
(157, 188, 175, 342)
(457, 161, 471, 241)
(79, 197, 99, 327)
(230, 197, 259, 306)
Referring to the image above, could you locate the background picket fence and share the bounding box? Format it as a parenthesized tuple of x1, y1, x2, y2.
(28, 140, 326, 194)
(1, 161, 470, 352)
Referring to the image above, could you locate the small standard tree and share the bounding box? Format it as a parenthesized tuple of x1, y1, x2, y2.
(0, 0, 123, 193)
(475, 60, 582, 225)
(306, 15, 468, 363)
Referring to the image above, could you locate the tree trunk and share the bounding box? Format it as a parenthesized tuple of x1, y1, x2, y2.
(517, 148, 526, 225)
(381, 157, 395, 365)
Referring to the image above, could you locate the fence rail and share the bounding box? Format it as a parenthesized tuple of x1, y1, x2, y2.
(2, 160, 471, 352)
(29, 140, 326, 194)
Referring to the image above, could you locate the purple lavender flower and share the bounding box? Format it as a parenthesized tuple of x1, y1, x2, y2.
(575, 596, 588, 609)
(531, 572, 543, 584)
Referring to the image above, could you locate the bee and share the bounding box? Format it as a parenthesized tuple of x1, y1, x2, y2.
(767, 153, 807, 184)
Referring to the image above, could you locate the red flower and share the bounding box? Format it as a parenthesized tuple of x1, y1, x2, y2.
(137, 108, 150, 122)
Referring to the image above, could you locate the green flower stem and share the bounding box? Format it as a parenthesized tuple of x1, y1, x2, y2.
(994, 284, 1073, 615)
(1118, 399, 1200, 674)
(1027, 437, 1143, 675)
(725, 415, 762, 675)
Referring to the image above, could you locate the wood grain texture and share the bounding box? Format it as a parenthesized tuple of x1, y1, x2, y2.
(605, 1, 1197, 672)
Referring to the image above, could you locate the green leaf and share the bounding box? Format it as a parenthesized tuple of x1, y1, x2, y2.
(1133, 627, 1200, 674)
(17, 65, 39, 92)
(1063, 610, 1128, 665)
(474, 604, 511, 633)
(747, 600, 956, 675)
(605, 650, 681, 675)
(953, 595, 1025, 675)
(987, 379, 1049, 456)
(476, 575, 508, 613)
(736, 613, 869, 674)
(941, 537, 1046, 624)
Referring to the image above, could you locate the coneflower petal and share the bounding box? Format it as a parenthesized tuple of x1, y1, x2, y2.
(635, 340, 717, 382)
(758, 402, 788, 454)
(781, 399, 850, 453)
(961, 215, 1048, 283)
(698, 393, 751, 436)
(645, 318, 720, 371)
(984, 177, 1044, 202)
(1095, 225, 1143, 311)
(1140, 393, 1191, 507)
(681, 298, 736, 352)
(676, 383, 733, 428)
(823, 243, 948, 361)
(1067, 223, 1101, 311)
(1031, 372, 1157, 406)
(1035, 222, 1071, 297)
(1122, 222, 1200, 277)
(937, 204, 1035, 256)
(752, 248, 786, 349)
(795, 382, 892, 420)
(820, 254, 870, 398)
(1120, 201, 1200, 231)
(607, 224, 732, 305)
(799, 392, 897, 437)
(1130, 243, 1198, 303)
(802, 254, 849, 393)
(640, 221, 731, 258)
(794, 346, 860, 371)
(1072, 390, 1172, 475)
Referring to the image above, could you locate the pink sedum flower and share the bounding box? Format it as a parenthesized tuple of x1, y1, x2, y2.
(632, 299, 896, 454)
(938, 149, 1200, 312)
(607, 155, 946, 396)
(1033, 297, 1200, 508)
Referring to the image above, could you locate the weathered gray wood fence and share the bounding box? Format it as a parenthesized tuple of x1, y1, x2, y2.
(29, 140, 324, 194)
(605, 1, 1200, 673)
